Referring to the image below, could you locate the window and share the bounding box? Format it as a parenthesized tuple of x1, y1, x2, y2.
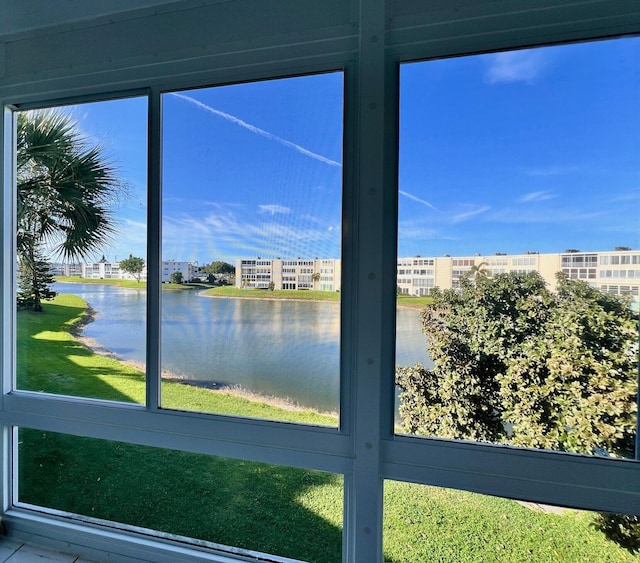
(18, 428, 343, 560)
(383, 481, 636, 562)
(160, 73, 343, 423)
(3, 3, 640, 563)
(15, 96, 148, 403)
(396, 37, 639, 459)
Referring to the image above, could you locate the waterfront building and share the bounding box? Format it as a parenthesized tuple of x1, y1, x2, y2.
(236, 258, 341, 292)
(57, 260, 200, 283)
(237, 249, 640, 306)
(78, 261, 149, 282)
(161, 259, 198, 283)
(397, 250, 640, 303)
(49, 262, 83, 277)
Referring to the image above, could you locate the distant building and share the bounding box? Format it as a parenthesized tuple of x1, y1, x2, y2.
(236, 258, 341, 292)
(56, 259, 197, 283)
(397, 253, 562, 295)
(49, 262, 83, 277)
(161, 260, 198, 283)
(396, 250, 640, 304)
(236, 249, 640, 305)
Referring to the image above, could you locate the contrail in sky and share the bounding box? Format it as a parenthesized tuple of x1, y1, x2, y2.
(170, 92, 341, 168)
(399, 190, 439, 211)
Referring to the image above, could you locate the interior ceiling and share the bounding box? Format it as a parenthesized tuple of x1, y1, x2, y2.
(0, 0, 195, 40)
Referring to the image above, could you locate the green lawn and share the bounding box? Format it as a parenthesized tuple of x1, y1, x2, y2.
(55, 276, 195, 290)
(396, 294, 434, 309)
(55, 276, 148, 289)
(17, 295, 638, 562)
(204, 285, 341, 301)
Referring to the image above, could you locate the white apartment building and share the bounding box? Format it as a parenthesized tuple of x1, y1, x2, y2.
(236, 258, 341, 292)
(81, 261, 149, 282)
(49, 262, 83, 277)
(58, 260, 199, 283)
(396, 249, 640, 303)
(161, 259, 198, 283)
(397, 252, 562, 296)
(237, 250, 640, 304)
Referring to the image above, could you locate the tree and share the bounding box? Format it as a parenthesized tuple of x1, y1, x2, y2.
(396, 272, 637, 457)
(203, 261, 234, 275)
(201, 261, 235, 285)
(170, 271, 183, 284)
(465, 261, 489, 280)
(202, 261, 235, 285)
(119, 255, 145, 282)
(17, 242, 57, 312)
(16, 109, 122, 309)
(17, 110, 122, 260)
(312, 272, 321, 290)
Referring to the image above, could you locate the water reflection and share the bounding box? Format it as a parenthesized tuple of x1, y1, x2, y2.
(54, 283, 428, 413)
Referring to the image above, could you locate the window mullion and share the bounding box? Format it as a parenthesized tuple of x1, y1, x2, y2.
(1, 105, 14, 514)
(146, 88, 161, 411)
(345, 1, 389, 562)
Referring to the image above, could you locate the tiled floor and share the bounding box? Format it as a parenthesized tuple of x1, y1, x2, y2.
(0, 540, 96, 563)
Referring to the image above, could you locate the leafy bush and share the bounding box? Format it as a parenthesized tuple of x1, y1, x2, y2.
(396, 272, 637, 456)
(595, 513, 640, 552)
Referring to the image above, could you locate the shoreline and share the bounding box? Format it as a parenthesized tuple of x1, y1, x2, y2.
(200, 292, 341, 305)
(56, 279, 426, 309)
(71, 304, 338, 417)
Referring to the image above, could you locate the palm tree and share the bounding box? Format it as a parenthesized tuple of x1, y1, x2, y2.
(16, 109, 122, 262)
(311, 271, 321, 291)
(468, 261, 490, 279)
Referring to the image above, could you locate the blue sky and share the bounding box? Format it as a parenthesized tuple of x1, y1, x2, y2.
(71, 36, 638, 264)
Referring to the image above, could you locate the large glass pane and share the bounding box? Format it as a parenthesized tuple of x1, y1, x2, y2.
(161, 73, 343, 424)
(395, 37, 640, 457)
(16, 97, 148, 403)
(19, 428, 343, 562)
(384, 480, 638, 562)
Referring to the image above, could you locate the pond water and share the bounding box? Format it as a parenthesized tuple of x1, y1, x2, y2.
(54, 283, 430, 413)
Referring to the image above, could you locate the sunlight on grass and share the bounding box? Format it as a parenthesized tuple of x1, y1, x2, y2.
(383, 482, 639, 562)
(32, 330, 68, 341)
(18, 294, 145, 403)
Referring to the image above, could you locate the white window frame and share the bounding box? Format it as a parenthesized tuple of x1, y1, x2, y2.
(1, 2, 640, 562)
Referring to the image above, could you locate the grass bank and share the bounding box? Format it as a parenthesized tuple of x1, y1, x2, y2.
(55, 275, 197, 290)
(55, 277, 434, 308)
(396, 294, 433, 309)
(205, 286, 434, 309)
(17, 295, 637, 562)
(204, 285, 340, 301)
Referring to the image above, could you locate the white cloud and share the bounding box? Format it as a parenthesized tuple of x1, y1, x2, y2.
(258, 204, 291, 215)
(451, 205, 491, 224)
(489, 207, 602, 224)
(162, 203, 341, 262)
(607, 188, 640, 203)
(525, 166, 577, 177)
(485, 50, 546, 84)
(518, 191, 556, 203)
(399, 190, 439, 211)
(105, 218, 147, 262)
(170, 93, 341, 168)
